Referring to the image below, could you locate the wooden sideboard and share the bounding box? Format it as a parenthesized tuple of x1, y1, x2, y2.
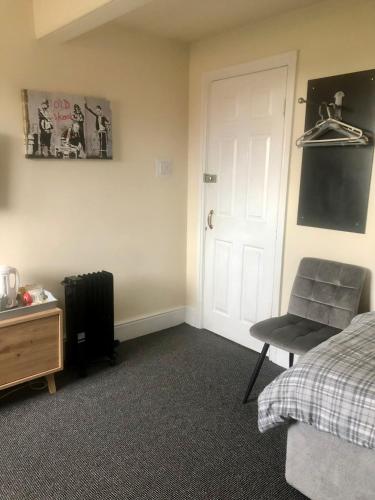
(0, 308, 63, 394)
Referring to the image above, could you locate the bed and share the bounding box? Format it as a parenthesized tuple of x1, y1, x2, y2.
(258, 312, 375, 500)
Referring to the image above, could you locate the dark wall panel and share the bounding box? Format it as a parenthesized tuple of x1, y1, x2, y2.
(297, 69, 375, 233)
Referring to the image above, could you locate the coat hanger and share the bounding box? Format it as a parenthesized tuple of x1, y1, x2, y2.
(296, 91, 369, 148)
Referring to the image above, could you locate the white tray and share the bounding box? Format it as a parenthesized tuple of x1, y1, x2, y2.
(0, 291, 58, 321)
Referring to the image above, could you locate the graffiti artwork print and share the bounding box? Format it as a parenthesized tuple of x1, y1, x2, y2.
(22, 90, 112, 160)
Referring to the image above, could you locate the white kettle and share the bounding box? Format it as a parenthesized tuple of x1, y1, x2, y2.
(0, 265, 20, 310)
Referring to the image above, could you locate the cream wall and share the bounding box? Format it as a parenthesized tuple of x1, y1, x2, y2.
(32, 0, 152, 41)
(0, 0, 188, 323)
(187, 0, 375, 317)
(33, 0, 111, 38)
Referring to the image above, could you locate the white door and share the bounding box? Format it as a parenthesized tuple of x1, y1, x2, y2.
(203, 66, 288, 351)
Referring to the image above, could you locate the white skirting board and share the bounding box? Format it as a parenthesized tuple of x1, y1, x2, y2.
(116, 306, 288, 368)
(268, 347, 296, 369)
(115, 307, 186, 343)
(184, 306, 200, 329)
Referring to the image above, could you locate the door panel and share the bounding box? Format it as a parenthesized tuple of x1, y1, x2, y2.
(203, 66, 287, 350)
(240, 246, 263, 324)
(246, 135, 270, 220)
(250, 88, 272, 117)
(213, 239, 232, 315)
(218, 139, 237, 216)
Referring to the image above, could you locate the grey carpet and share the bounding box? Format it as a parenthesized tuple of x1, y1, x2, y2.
(0, 324, 307, 500)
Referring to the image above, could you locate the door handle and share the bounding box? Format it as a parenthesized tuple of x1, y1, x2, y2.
(207, 209, 214, 230)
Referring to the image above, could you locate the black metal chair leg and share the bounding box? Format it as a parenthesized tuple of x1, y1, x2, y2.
(243, 343, 270, 404)
(289, 353, 294, 368)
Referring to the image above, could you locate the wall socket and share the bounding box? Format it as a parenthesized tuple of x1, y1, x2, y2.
(155, 159, 172, 177)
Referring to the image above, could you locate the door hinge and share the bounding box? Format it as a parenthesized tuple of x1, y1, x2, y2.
(203, 173, 217, 183)
(283, 99, 286, 116)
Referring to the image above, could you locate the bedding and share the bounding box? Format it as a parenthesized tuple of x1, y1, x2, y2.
(258, 312, 375, 449)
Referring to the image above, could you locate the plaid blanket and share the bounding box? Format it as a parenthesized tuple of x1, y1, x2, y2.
(258, 312, 375, 449)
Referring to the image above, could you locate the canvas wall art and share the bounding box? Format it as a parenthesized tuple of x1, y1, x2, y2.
(22, 90, 112, 160)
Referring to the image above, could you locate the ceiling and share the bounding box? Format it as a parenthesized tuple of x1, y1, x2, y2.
(115, 0, 324, 42)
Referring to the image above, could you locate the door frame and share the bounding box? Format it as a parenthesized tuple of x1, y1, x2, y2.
(195, 51, 297, 352)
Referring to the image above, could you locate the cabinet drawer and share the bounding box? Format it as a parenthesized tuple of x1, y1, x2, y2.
(0, 314, 61, 387)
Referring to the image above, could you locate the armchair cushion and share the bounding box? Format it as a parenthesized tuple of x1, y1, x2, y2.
(250, 314, 341, 355)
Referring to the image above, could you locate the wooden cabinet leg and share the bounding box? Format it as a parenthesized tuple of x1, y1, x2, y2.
(46, 374, 56, 395)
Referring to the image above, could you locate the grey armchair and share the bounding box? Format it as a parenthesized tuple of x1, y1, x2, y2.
(243, 257, 367, 404)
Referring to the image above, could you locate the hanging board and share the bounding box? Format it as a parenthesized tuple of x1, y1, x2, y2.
(297, 69, 375, 233)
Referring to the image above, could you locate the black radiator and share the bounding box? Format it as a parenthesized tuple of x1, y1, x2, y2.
(62, 271, 117, 375)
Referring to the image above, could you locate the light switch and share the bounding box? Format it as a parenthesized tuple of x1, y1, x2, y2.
(155, 159, 172, 177)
